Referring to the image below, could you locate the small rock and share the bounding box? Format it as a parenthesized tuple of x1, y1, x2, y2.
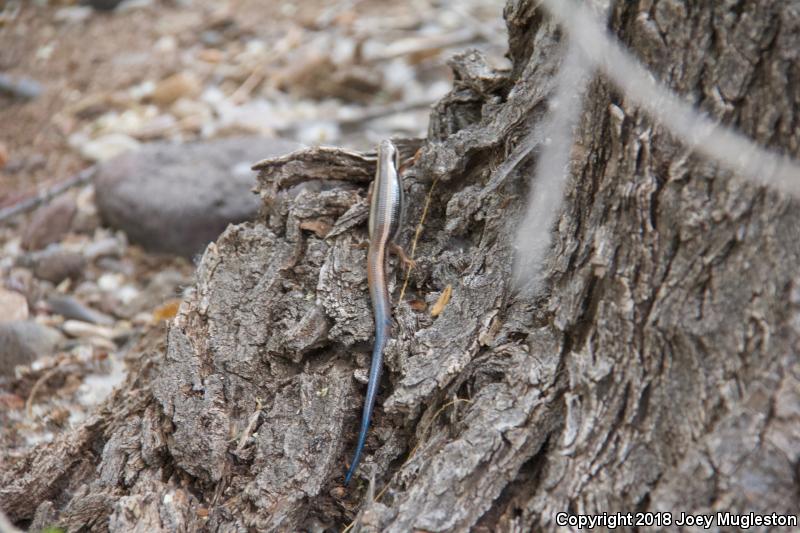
(94, 137, 302, 257)
(0, 73, 44, 101)
(83, 236, 124, 259)
(0, 321, 63, 377)
(96, 257, 135, 276)
(118, 0, 154, 11)
(151, 72, 201, 107)
(47, 295, 114, 325)
(84, 0, 125, 11)
(200, 30, 223, 47)
(171, 98, 211, 121)
(297, 121, 341, 145)
(117, 285, 140, 305)
(0, 288, 28, 321)
(6, 268, 37, 307)
(97, 272, 123, 291)
(0, 142, 7, 169)
(21, 195, 77, 251)
(154, 36, 178, 53)
(1, 238, 22, 265)
(197, 49, 224, 63)
(78, 133, 141, 162)
(55, 6, 93, 23)
(128, 80, 155, 101)
(61, 320, 114, 340)
(72, 209, 101, 235)
(23, 247, 86, 284)
(216, 100, 283, 136)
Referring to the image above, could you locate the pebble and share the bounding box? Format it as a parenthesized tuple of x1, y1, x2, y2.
(71, 209, 101, 235)
(86, 0, 125, 11)
(47, 295, 115, 326)
(6, 268, 36, 306)
(2, 237, 22, 263)
(23, 247, 86, 284)
(61, 320, 115, 340)
(0, 73, 44, 101)
(200, 30, 223, 47)
(0, 321, 64, 377)
(94, 136, 301, 257)
(83, 236, 125, 260)
(216, 100, 284, 136)
(97, 272, 124, 291)
(78, 133, 141, 162)
(297, 121, 341, 145)
(96, 257, 135, 276)
(0, 142, 7, 169)
(171, 98, 212, 122)
(154, 36, 178, 53)
(0, 288, 28, 322)
(117, 285, 140, 306)
(128, 80, 155, 101)
(54, 6, 93, 23)
(21, 195, 77, 251)
(151, 72, 201, 107)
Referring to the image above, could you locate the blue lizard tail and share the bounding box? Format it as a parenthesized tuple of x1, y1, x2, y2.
(345, 317, 389, 485)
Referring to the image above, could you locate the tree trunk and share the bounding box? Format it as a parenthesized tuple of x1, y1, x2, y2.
(3, 0, 799, 531)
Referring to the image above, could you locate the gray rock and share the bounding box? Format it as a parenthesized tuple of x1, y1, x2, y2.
(84, 0, 124, 11)
(0, 73, 43, 101)
(47, 295, 114, 325)
(0, 321, 63, 377)
(0, 288, 28, 322)
(21, 195, 77, 251)
(21, 247, 86, 284)
(94, 137, 301, 257)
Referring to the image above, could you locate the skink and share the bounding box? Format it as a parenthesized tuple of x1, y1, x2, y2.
(345, 139, 405, 485)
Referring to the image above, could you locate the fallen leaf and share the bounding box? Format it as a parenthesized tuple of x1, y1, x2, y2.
(151, 72, 201, 107)
(408, 299, 427, 312)
(430, 284, 452, 317)
(153, 299, 181, 322)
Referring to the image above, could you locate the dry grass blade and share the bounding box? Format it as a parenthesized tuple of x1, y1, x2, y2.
(399, 178, 437, 301)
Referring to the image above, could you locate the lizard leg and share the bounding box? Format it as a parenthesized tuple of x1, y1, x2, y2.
(389, 242, 416, 269)
(366, 180, 374, 204)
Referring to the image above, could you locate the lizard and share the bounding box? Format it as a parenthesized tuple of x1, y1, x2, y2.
(345, 139, 413, 485)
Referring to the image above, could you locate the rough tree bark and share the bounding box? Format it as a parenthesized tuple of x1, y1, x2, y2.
(2, 0, 799, 531)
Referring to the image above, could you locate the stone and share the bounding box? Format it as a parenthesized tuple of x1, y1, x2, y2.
(94, 137, 302, 257)
(86, 0, 125, 10)
(54, 6, 93, 23)
(23, 247, 86, 284)
(78, 133, 141, 162)
(0, 73, 43, 101)
(61, 320, 114, 340)
(47, 295, 114, 325)
(150, 72, 201, 107)
(0, 321, 63, 377)
(21, 195, 77, 251)
(0, 288, 28, 322)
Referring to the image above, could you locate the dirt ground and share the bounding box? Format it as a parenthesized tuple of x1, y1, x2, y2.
(0, 0, 406, 200)
(1, 0, 506, 202)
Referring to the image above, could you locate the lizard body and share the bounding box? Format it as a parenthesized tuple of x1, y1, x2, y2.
(345, 139, 404, 485)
